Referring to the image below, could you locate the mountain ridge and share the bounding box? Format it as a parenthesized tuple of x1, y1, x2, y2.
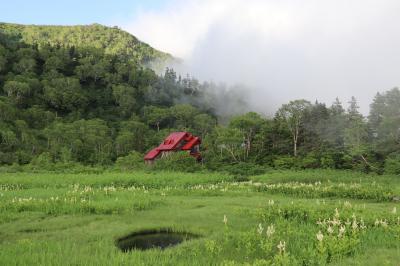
(0, 22, 173, 65)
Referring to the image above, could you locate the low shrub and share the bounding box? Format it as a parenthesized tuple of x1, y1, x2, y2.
(219, 162, 268, 177)
(28, 152, 54, 171)
(273, 156, 298, 169)
(150, 152, 203, 172)
(320, 154, 336, 169)
(300, 153, 320, 169)
(384, 153, 400, 175)
(115, 151, 145, 171)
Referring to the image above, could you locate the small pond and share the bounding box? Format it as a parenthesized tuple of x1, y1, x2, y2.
(116, 229, 199, 252)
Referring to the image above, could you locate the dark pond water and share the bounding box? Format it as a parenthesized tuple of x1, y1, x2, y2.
(116, 229, 199, 252)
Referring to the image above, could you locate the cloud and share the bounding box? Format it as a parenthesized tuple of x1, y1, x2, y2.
(124, 0, 400, 115)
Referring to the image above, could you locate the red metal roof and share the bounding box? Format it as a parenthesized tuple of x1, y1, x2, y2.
(181, 136, 201, 150)
(157, 132, 188, 151)
(144, 132, 202, 161)
(144, 148, 161, 160)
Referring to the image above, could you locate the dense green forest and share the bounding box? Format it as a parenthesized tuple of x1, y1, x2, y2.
(0, 23, 399, 175)
(0, 23, 172, 64)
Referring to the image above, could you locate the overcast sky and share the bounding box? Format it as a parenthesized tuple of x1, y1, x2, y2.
(2, 0, 400, 115)
(125, 0, 400, 115)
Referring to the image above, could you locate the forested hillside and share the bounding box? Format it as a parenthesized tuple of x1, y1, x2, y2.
(0, 23, 399, 175)
(0, 23, 172, 64)
(0, 23, 244, 168)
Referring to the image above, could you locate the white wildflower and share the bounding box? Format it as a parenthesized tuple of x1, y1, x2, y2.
(338, 225, 346, 237)
(316, 231, 324, 242)
(374, 219, 380, 226)
(257, 223, 264, 235)
(332, 217, 341, 226)
(277, 241, 286, 253)
(268, 199, 275, 206)
(381, 219, 388, 228)
(391, 207, 397, 214)
(266, 224, 275, 238)
(334, 208, 340, 218)
(360, 219, 367, 230)
(327, 226, 334, 234)
(352, 220, 358, 230)
(223, 215, 228, 225)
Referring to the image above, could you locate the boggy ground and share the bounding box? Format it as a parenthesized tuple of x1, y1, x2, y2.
(0, 170, 399, 265)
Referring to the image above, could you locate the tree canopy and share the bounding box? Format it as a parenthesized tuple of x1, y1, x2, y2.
(0, 23, 399, 175)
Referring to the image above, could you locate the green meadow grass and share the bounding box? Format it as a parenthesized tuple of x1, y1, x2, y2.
(0, 170, 399, 265)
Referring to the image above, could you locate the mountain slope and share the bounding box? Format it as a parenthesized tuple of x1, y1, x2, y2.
(0, 22, 172, 64)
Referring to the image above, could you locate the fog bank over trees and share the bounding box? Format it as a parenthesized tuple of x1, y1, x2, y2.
(126, 0, 400, 115)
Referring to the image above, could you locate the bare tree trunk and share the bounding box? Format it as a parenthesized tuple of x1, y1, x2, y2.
(293, 125, 299, 156)
(224, 146, 239, 162)
(360, 154, 379, 170)
(246, 137, 250, 159)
